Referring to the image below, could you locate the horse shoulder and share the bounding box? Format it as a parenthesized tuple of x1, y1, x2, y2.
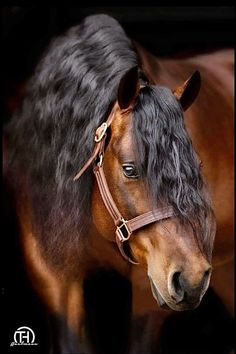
(17, 196, 85, 333)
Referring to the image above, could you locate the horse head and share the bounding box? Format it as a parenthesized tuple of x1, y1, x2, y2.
(89, 65, 216, 311)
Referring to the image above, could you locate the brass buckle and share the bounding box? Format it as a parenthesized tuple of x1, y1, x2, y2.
(116, 218, 131, 242)
(97, 154, 103, 167)
(95, 123, 108, 142)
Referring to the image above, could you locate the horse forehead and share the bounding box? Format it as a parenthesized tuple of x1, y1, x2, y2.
(109, 110, 135, 158)
(111, 109, 133, 142)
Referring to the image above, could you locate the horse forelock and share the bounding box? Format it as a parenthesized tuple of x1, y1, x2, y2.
(131, 85, 215, 260)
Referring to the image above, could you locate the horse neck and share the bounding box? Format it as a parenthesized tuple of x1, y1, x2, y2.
(137, 43, 233, 97)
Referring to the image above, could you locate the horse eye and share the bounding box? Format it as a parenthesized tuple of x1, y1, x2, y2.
(122, 164, 139, 179)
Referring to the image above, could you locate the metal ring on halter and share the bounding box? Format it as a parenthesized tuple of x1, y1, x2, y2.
(116, 218, 132, 242)
(94, 123, 108, 142)
(97, 154, 104, 167)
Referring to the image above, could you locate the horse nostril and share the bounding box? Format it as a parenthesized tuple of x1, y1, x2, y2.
(170, 271, 184, 302)
(169, 267, 212, 305)
(172, 271, 181, 292)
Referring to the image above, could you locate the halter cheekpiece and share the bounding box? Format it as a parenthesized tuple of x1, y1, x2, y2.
(73, 103, 174, 264)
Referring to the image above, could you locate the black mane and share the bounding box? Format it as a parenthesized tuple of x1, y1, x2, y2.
(6, 14, 137, 266)
(6, 14, 214, 266)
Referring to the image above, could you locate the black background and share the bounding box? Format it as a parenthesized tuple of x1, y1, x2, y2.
(2, 5, 235, 354)
(2, 5, 234, 123)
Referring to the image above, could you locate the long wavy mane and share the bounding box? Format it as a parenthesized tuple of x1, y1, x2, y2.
(6, 14, 137, 266)
(5, 14, 214, 267)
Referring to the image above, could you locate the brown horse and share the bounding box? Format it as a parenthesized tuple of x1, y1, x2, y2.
(130, 44, 234, 352)
(4, 14, 233, 353)
(135, 44, 234, 312)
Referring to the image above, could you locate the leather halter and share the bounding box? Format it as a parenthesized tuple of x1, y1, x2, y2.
(73, 104, 174, 264)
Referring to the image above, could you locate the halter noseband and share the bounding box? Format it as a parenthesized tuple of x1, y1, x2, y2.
(73, 104, 174, 264)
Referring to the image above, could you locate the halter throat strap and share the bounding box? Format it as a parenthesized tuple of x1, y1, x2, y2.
(73, 105, 174, 264)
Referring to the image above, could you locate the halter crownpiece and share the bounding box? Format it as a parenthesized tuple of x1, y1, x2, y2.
(73, 103, 174, 264)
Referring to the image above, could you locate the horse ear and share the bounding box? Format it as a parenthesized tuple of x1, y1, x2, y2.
(173, 70, 201, 111)
(118, 66, 140, 109)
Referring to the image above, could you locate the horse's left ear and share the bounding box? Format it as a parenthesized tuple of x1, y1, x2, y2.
(173, 70, 201, 111)
(118, 65, 140, 109)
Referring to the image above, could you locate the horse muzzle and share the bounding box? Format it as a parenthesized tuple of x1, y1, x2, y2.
(148, 268, 211, 311)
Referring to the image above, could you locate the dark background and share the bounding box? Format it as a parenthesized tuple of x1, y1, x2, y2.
(2, 6, 234, 354)
(1, 5, 234, 123)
